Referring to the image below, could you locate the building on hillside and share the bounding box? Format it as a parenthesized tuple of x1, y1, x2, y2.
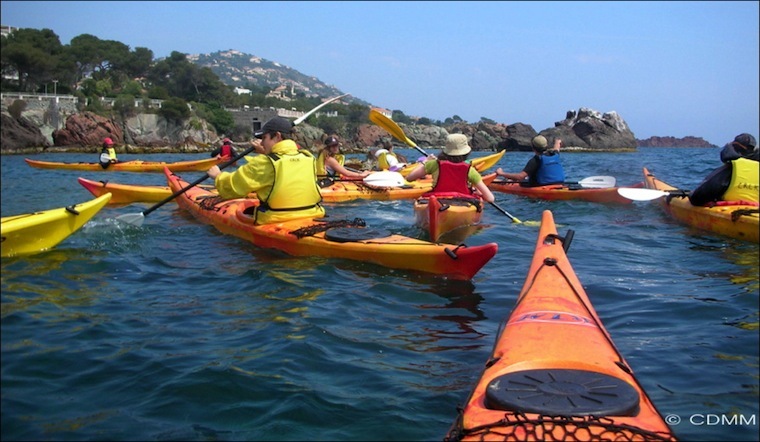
(234, 87, 252, 95)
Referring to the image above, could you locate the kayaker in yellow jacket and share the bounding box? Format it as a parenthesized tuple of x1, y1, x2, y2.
(316, 135, 370, 179)
(373, 141, 408, 172)
(405, 134, 495, 203)
(690, 133, 759, 206)
(207, 116, 325, 224)
(99, 137, 118, 169)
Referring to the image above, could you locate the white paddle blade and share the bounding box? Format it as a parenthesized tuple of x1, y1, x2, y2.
(617, 188, 669, 201)
(363, 171, 407, 188)
(578, 176, 616, 188)
(115, 212, 146, 226)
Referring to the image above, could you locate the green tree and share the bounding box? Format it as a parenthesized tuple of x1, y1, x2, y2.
(1, 28, 63, 92)
(158, 96, 191, 122)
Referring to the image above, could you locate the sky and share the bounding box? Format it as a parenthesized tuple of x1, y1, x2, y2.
(2, 1, 758, 145)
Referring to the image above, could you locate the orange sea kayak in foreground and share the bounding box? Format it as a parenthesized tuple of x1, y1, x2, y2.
(445, 210, 676, 441)
(26, 156, 225, 172)
(165, 169, 497, 280)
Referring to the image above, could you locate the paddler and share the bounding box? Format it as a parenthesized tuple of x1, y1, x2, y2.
(99, 137, 118, 169)
(316, 135, 370, 179)
(690, 133, 759, 206)
(207, 116, 325, 224)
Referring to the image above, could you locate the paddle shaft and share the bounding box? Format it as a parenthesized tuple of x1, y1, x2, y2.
(489, 201, 522, 223)
(141, 145, 255, 217)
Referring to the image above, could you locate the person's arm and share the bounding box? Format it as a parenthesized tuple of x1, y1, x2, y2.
(326, 157, 369, 178)
(473, 180, 495, 203)
(496, 167, 528, 182)
(405, 163, 428, 181)
(689, 164, 732, 206)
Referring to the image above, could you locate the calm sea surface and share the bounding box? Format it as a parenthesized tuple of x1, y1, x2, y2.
(1, 148, 758, 441)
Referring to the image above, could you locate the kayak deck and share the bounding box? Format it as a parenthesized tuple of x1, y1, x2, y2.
(445, 210, 676, 441)
(26, 156, 223, 172)
(1, 193, 112, 257)
(413, 194, 484, 242)
(165, 169, 498, 280)
(643, 167, 759, 242)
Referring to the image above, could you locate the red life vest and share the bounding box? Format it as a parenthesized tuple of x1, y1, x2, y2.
(221, 144, 233, 157)
(426, 160, 473, 197)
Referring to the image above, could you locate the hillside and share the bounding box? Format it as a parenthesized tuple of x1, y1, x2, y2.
(187, 49, 370, 106)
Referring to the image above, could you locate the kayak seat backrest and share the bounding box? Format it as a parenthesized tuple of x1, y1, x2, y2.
(484, 368, 640, 417)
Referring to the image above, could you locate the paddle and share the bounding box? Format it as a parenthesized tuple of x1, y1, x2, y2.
(368, 109, 526, 224)
(116, 93, 350, 226)
(362, 171, 407, 188)
(617, 187, 690, 201)
(488, 202, 522, 224)
(369, 109, 429, 157)
(492, 175, 616, 189)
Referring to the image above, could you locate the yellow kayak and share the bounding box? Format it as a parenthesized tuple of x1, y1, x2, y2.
(397, 150, 505, 177)
(25, 156, 225, 172)
(642, 167, 759, 243)
(1, 193, 112, 258)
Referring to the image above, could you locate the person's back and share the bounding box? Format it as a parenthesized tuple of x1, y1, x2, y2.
(496, 135, 565, 186)
(208, 117, 324, 224)
(407, 134, 495, 203)
(211, 138, 237, 158)
(689, 133, 759, 206)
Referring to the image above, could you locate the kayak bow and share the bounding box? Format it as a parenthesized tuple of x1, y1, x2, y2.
(445, 210, 676, 441)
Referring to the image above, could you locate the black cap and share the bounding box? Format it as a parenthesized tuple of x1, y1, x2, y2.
(325, 136, 340, 146)
(734, 133, 757, 151)
(254, 116, 293, 138)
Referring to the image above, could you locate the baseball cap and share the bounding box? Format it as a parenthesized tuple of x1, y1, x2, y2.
(531, 135, 548, 150)
(254, 116, 293, 138)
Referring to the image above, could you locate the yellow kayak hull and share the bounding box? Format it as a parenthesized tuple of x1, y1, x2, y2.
(26, 156, 224, 172)
(643, 167, 759, 242)
(1, 193, 112, 257)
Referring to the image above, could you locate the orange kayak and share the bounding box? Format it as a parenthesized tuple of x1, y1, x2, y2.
(487, 174, 644, 204)
(26, 156, 224, 172)
(642, 167, 759, 243)
(413, 194, 484, 242)
(445, 210, 676, 441)
(165, 169, 498, 280)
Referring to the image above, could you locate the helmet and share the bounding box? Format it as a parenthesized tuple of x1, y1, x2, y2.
(103, 137, 114, 145)
(223, 138, 231, 144)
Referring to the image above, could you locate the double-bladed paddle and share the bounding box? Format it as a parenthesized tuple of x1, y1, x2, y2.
(116, 93, 350, 227)
(368, 109, 523, 224)
(369, 109, 429, 157)
(492, 175, 617, 189)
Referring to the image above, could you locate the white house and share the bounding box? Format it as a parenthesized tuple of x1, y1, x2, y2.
(234, 87, 252, 95)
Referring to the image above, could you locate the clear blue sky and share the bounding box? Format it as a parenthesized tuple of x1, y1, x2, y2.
(3, 1, 758, 145)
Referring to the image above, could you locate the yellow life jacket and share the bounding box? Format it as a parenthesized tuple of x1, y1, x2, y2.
(724, 157, 759, 202)
(376, 149, 397, 170)
(256, 150, 324, 224)
(107, 147, 117, 161)
(316, 150, 345, 176)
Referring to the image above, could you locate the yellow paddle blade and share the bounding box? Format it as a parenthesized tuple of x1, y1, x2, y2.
(369, 109, 418, 148)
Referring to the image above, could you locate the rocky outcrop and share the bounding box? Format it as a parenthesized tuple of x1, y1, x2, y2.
(636, 136, 717, 148)
(538, 108, 637, 151)
(52, 111, 123, 147)
(1, 113, 51, 151)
